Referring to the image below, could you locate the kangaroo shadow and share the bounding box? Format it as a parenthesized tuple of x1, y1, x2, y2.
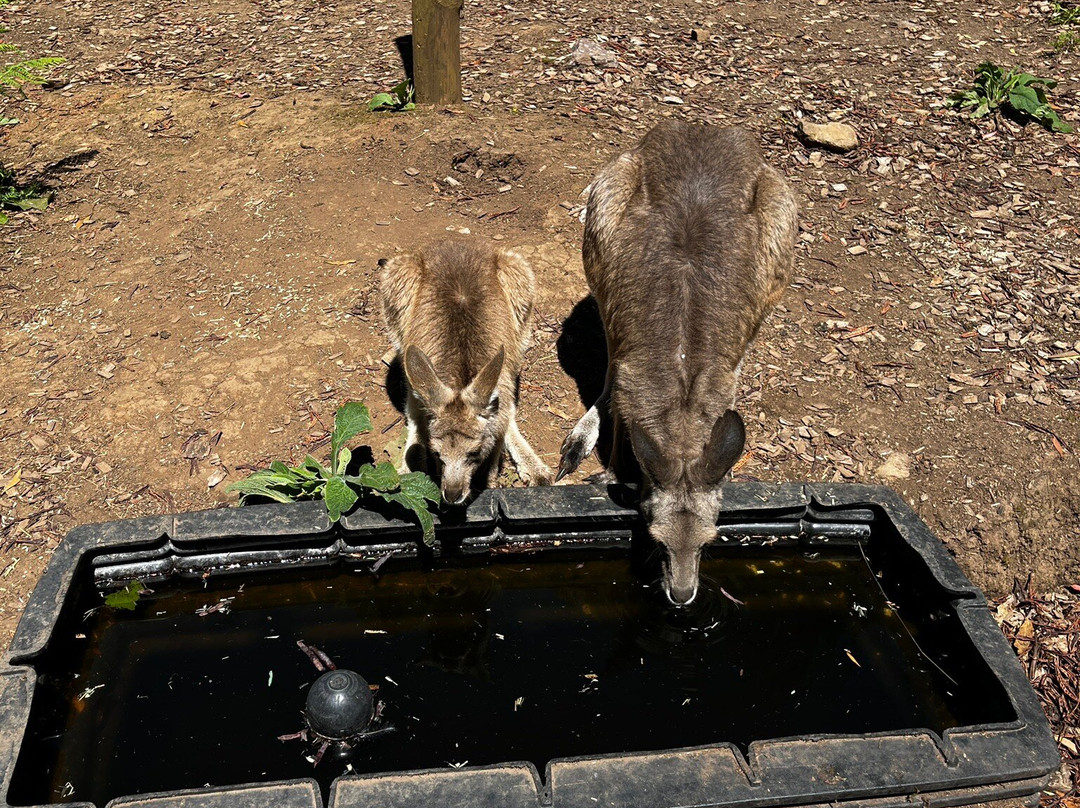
(557, 296, 606, 407)
(385, 355, 408, 414)
(4, 149, 100, 203)
(33, 150, 100, 183)
(384, 354, 430, 476)
(556, 295, 618, 470)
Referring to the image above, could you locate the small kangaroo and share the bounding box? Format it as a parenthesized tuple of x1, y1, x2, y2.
(379, 239, 553, 503)
(558, 121, 798, 604)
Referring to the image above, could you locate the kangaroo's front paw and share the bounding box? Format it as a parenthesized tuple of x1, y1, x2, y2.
(557, 409, 600, 481)
(519, 460, 554, 487)
(583, 468, 616, 484)
(557, 438, 588, 482)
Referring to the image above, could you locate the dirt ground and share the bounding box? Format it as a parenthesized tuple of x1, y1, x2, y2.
(1, 0, 1078, 777)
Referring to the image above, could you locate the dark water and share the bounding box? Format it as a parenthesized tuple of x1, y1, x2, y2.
(8, 547, 1015, 806)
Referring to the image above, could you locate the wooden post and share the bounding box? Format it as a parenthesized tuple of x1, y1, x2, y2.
(412, 0, 464, 105)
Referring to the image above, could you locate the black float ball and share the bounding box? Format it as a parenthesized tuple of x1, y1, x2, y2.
(304, 669, 374, 740)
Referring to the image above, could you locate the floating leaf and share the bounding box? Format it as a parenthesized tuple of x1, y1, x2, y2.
(105, 579, 144, 611)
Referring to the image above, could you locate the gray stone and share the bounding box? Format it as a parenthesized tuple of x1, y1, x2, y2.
(567, 39, 617, 68)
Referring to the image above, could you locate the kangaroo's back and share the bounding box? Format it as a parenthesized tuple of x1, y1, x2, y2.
(380, 239, 534, 390)
(584, 122, 796, 421)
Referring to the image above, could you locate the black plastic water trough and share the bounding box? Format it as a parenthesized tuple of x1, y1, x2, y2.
(0, 483, 1059, 808)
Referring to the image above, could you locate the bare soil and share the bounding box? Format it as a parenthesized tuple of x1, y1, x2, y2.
(1, 0, 1078, 763)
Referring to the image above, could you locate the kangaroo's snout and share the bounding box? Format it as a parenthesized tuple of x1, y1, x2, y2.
(662, 547, 702, 606)
(440, 475, 470, 506)
(665, 581, 699, 606)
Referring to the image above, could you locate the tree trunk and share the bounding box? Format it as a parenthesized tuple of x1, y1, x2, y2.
(412, 0, 464, 105)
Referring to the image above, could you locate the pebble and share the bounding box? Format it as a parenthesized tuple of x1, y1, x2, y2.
(800, 121, 860, 152)
(566, 39, 617, 68)
(874, 453, 911, 482)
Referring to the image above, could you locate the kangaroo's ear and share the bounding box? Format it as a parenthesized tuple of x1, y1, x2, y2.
(464, 346, 505, 415)
(695, 410, 746, 487)
(630, 421, 677, 487)
(404, 345, 452, 410)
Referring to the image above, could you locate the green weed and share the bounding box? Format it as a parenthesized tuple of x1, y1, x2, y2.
(1, 0, 64, 223)
(0, 164, 50, 225)
(1054, 29, 1080, 51)
(948, 62, 1073, 133)
(1050, 2, 1080, 25)
(368, 80, 416, 112)
(227, 403, 440, 544)
(0, 0, 64, 103)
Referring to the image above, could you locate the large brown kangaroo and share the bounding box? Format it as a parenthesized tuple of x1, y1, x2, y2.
(379, 239, 552, 504)
(558, 122, 798, 604)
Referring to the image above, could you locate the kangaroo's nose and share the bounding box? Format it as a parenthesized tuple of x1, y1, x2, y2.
(665, 583, 698, 606)
(442, 485, 468, 506)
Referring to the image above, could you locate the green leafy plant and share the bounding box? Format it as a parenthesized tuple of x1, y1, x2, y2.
(0, 52, 64, 97)
(1050, 3, 1080, 51)
(368, 80, 416, 112)
(227, 402, 440, 543)
(0, 0, 64, 105)
(1054, 29, 1080, 51)
(948, 62, 1073, 133)
(105, 579, 145, 611)
(0, 164, 49, 224)
(1050, 2, 1080, 25)
(1, 0, 64, 224)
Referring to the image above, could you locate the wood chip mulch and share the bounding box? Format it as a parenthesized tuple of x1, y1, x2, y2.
(994, 582, 1080, 803)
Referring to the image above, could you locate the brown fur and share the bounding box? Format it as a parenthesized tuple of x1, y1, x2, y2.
(379, 238, 552, 503)
(560, 121, 798, 603)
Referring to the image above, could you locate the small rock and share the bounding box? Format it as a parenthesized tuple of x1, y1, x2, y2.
(567, 39, 617, 68)
(875, 453, 911, 482)
(1047, 762, 1073, 793)
(800, 121, 859, 152)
